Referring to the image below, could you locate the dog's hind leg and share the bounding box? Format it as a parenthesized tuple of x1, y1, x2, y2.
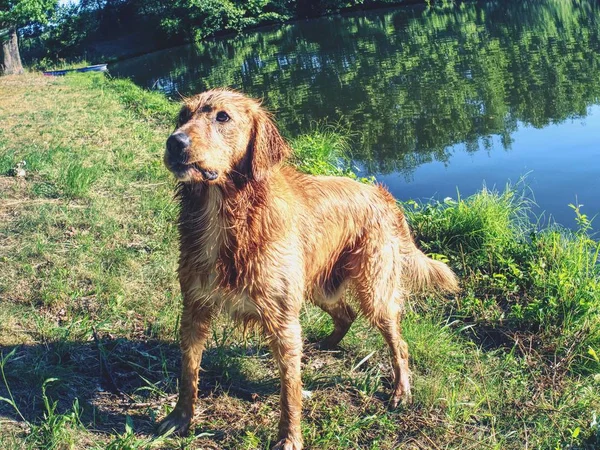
(372, 306, 411, 408)
(353, 247, 412, 408)
(358, 290, 411, 407)
(314, 298, 357, 349)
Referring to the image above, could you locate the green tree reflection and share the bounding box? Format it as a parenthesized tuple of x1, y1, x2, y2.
(113, 0, 600, 174)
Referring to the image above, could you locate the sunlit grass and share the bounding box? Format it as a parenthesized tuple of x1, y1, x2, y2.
(289, 123, 353, 176)
(405, 184, 532, 266)
(60, 161, 103, 198)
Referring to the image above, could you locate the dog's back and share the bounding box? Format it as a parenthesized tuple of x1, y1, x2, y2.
(251, 166, 458, 301)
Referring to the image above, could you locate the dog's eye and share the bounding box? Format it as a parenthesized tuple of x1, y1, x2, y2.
(177, 107, 192, 126)
(216, 111, 230, 123)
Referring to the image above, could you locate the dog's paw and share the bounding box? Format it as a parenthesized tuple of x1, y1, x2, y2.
(315, 337, 338, 351)
(389, 390, 412, 410)
(156, 408, 192, 436)
(272, 438, 303, 450)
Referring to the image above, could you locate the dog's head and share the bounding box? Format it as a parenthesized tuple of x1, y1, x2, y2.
(164, 89, 290, 185)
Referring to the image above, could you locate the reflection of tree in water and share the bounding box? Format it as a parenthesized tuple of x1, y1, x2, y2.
(112, 0, 600, 174)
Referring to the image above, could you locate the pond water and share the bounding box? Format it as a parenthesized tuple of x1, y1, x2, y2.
(111, 0, 600, 229)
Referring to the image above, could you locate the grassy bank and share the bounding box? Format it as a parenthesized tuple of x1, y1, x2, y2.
(0, 73, 599, 449)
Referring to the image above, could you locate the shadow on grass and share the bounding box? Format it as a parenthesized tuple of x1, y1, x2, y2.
(2, 323, 541, 446)
(0, 336, 283, 437)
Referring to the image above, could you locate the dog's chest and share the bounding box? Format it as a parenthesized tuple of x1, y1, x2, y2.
(180, 188, 260, 320)
(186, 271, 259, 322)
(181, 188, 225, 270)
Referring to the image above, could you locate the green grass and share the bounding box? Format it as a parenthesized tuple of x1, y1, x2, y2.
(289, 123, 353, 176)
(0, 73, 599, 449)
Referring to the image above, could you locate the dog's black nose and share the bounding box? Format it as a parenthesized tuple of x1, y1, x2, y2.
(167, 132, 191, 163)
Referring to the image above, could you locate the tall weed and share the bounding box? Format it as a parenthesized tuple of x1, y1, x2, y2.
(290, 123, 353, 176)
(405, 184, 531, 269)
(59, 160, 102, 198)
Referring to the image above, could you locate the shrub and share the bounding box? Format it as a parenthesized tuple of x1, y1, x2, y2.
(405, 186, 600, 374)
(404, 185, 531, 269)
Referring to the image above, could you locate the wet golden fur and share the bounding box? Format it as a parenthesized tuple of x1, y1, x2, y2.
(157, 89, 458, 449)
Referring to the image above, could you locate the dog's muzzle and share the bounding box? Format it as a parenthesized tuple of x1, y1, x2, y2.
(165, 132, 220, 182)
(166, 132, 191, 165)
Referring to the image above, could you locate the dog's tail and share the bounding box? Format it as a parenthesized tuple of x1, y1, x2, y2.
(376, 185, 459, 294)
(394, 205, 459, 294)
(402, 248, 459, 294)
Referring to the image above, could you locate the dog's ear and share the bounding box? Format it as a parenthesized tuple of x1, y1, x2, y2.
(249, 110, 291, 181)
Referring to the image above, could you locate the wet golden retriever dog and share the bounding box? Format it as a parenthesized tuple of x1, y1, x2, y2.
(157, 89, 458, 449)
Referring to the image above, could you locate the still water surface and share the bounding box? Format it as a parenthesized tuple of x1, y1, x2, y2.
(112, 0, 600, 228)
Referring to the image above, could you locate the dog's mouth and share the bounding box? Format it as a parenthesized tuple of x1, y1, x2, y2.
(170, 161, 219, 182)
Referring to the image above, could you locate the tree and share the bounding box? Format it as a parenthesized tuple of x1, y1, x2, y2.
(1, 0, 57, 75)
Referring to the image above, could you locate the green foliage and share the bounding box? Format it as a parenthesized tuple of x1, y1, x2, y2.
(2, 354, 84, 450)
(102, 416, 172, 450)
(0, 349, 29, 424)
(290, 123, 353, 176)
(158, 0, 292, 42)
(405, 186, 530, 267)
(522, 227, 600, 331)
(59, 160, 102, 198)
(28, 378, 83, 449)
(0, 150, 15, 174)
(406, 185, 600, 362)
(24, 4, 92, 63)
(0, 0, 57, 28)
(100, 76, 180, 126)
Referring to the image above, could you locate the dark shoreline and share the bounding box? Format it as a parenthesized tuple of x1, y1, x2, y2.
(41, 0, 443, 67)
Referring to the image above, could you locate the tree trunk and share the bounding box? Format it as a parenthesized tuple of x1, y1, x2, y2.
(1, 28, 24, 76)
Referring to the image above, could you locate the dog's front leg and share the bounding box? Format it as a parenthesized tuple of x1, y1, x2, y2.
(158, 299, 213, 436)
(269, 318, 304, 450)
